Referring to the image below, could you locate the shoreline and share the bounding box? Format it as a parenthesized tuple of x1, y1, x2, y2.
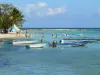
(0, 33, 30, 40)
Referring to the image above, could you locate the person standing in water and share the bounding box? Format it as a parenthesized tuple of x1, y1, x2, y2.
(25, 30, 28, 37)
(52, 41, 57, 48)
(59, 40, 62, 44)
(52, 34, 53, 37)
(40, 39, 43, 43)
(55, 34, 58, 38)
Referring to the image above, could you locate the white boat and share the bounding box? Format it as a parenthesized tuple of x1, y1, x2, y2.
(13, 40, 37, 45)
(25, 44, 46, 48)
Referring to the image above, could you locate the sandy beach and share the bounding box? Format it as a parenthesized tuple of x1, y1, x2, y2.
(0, 33, 27, 40)
(0, 29, 43, 40)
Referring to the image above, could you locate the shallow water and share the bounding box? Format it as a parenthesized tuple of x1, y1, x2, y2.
(0, 29, 100, 75)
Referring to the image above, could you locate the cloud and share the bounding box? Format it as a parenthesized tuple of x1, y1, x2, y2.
(16, 2, 67, 17)
(38, 2, 47, 8)
(47, 7, 65, 16)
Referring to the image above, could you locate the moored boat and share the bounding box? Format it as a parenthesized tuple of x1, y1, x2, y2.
(25, 43, 46, 48)
(57, 40, 88, 47)
(13, 40, 37, 45)
(49, 40, 89, 48)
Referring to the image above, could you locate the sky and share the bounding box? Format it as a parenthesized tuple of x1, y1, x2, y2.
(0, 0, 100, 28)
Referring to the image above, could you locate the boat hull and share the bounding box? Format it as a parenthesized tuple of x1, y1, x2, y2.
(13, 40, 37, 45)
(57, 41, 88, 47)
(25, 44, 46, 48)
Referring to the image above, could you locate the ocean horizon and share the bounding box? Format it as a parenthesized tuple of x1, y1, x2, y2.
(20, 27, 100, 29)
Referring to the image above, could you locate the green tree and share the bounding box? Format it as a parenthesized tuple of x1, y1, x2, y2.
(0, 4, 25, 33)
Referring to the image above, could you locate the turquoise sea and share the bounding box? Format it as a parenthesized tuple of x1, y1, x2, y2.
(0, 28, 100, 75)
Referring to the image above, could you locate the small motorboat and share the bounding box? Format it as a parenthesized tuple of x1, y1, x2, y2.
(57, 40, 88, 47)
(25, 43, 46, 48)
(13, 40, 38, 45)
(49, 40, 88, 48)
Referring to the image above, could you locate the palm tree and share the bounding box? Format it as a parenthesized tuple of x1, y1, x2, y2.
(9, 7, 25, 26)
(0, 4, 25, 33)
